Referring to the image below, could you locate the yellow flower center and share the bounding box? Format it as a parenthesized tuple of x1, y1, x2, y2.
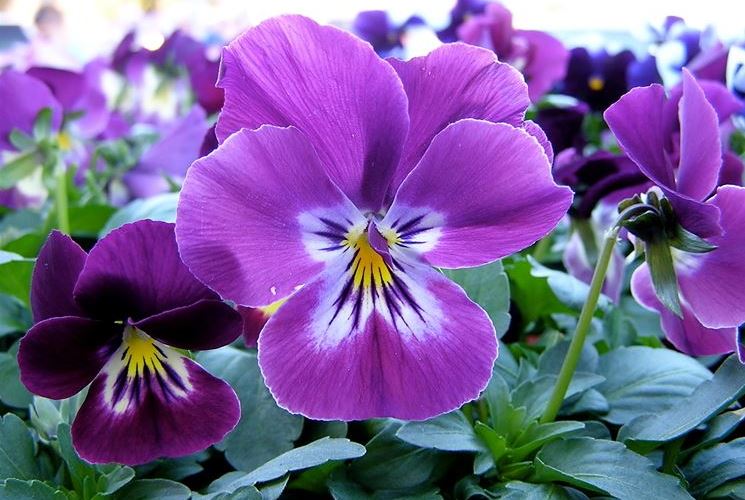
(588, 76, 605, 91)
(344, 229, 393, 290)
(122, 327, 167, 378)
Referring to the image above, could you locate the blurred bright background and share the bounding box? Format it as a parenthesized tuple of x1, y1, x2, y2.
(1, 0, 743, 68)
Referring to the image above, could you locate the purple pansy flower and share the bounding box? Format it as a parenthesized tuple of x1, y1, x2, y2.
(176, 16, 572, 420)
(456, 2, 568, 101)
(533, 101, 589, 154)
(605, 69, 745, 357)
(437, 0, 490, 43)
(559, 48, 635, 112)
(18, 220, 241, 465)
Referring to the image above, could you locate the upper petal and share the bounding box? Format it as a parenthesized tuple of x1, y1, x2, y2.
(216, 15, 409, 212)
(604, 84, 676, 188)
(631, 264, 735, 356)
(71, 331, 239, 465)
(675, 186, 745, 328)
(381, 119, 572, 268)
(517, 29, 569, 102)
(258, 252, 497, 420)
(74, 220, 217, 322)
(675, 69, 721, 201)
(31, 231, 88, 323)
(385, 43, 529, 198)
(176, 125, 364, 307)
(18, 316, 121, 400)
(0, 70, 63, 151)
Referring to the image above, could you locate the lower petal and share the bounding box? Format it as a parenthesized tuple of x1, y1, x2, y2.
(631, 264, 735, 356)
(71, 328, 239, 465)
(258, 253, 498, 420)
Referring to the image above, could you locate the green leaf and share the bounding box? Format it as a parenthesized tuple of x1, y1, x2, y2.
(511, 372, 605, 420)
(0, 479, 67, 499)
(0, 294, 31, 337)
(645, 240, 682, 317)
(619, 355, 745, 446)
(537, 339, 598, 376)
(53, 204, 116, 237)
(687, 409, 745, 454)
(0, 413, 39, 480)
(528, 257, 611, 313)
(197, 348, 302, 471)
(509, 421, 585, 461)
(534, 437, 691, 499)
(0, 250, 34, 307)
(495, 481, 587, 500)
(596, 346, 711, 425)
(442, 261, 510, 338)
(56, 423, 96, 494)
(221, 437, 365, 490)
(99, 193, 178, 236)
(111, 479, 191, 500)
(33, 108, 53, 140)
(707, 478, 745, 499)
(349, 423, 449, 492)
(396, 411, 486, 453)
(0, 151, 39, 189)
(96, 464, 135, 495)
(682, 438, 745, 497)
(505, 258, 572, 325)
(0, 343, 33, 408)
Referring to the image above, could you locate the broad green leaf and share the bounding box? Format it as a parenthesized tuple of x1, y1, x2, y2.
(619, 355, 745, 446)
(197, 348, 303, 472)
(496, 481, 589, 500)
(56, 423, 96, 494)
(596, 346, 711, 424)
(707, 479, 745, 499)
(0, 250, 34, 306)
(682, 438, 745, 497)
(396, 411, 486, 453)
(52, 204, 116, 237)
(111, 479, 191, 500)
(0, 343, 33, 408)
(95, 464, 135, 495)
(534, 437, 691, 499)
(0, 413, 39, 480)
(99, 192, 178, 236)
(619, 295, 663, 339)
(0, 150, 39, 189)
(0, 479, 67, 499)
(537, 339, 599, 375)
(509, 421, 585, 461)
(505, 258, 572, 325)
(511, 372, 605, 420)
(222, 437, 365, 490)
(528, 257, 611, 313)
(687, 409, 745, 454)
(350, 423, 450, 492)
(442, 260, 510, 338)
(0, 294, 30, 336)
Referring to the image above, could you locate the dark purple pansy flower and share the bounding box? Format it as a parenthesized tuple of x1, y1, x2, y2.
(533, 101, 589, 154)
(605, 69, 745, 358)
(352, 10, 402, 55)
(456, 2, 568, 101)
(559, 48, 635, 112)
(18, 220, 241, 465)
(176, 16, 572, 420)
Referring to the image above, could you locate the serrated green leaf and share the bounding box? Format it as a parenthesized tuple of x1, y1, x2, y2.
(534, 437, 691, 499)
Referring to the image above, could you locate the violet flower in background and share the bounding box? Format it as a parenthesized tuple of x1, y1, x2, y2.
(558, 48, 636, 112)
(18, 221, 241, 465)
(177, 15, 572, 420)
(437, 0, 489, 43)
(352, 10, 423, 56)
(533, 101, 589, 154)
(606, 69, 745, 358)
(457, 2, 568, 101)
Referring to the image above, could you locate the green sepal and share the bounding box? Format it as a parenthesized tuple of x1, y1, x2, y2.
(0, 150, 40, 189)
(32, 108, 53, 140)
(8, 129, 35, 151)
(646, 239, 682, 318)
(669, 224, 717, 254)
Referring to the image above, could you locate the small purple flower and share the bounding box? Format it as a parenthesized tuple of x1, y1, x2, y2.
(176, 16, 572, 420)
(456, 2, 568, 101)
(605, 69, 745, 357)
(18, 220, 241, 465)
(533, 102, 589, 154)
(559, 48, 636, 112)
(437, 0, 490, 43)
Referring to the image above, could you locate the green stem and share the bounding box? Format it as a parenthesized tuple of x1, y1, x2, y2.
(54, 161, 70, 234)
(540, 226, 619, 424)
(662, 438, 684, 474)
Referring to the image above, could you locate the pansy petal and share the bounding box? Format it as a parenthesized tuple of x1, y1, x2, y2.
(72, 333, 239, 465)
(74, 220, 217, 322)
(675, 186, 745, 328)
(631, 264, 735, 355)
(133, 300, 242, 351)
(18, 316, 121, 400)
(238, 298, 287, 348)
(0, 70, 63, 151)
(662, 186, 722, 238)
(522, 119, 554, 164)
(258, 254, 497, 420)
(216, 15, 409, 212)
(385, 43, 529, 196)
(563, 232, 624, 303)
(31, 231, 87, 323)
(381, 119, 572, 268)
(720, 151, 744, 186)
(604, 84, 676, 188)
(177, 125, 364, 307)
(517, 29, 569, 102)
(675, 69, 721, 201)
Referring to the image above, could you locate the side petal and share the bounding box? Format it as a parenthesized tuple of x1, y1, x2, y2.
(72, 336, 239, 465)
(0, 70, 62, 151)
(18, 316, 121, 400)
(31, 231, 87, 323)
(604, 84, 676, 188)
(74, 220, 217, 322)
(386, 43, 529, 196)
(675, 69, 721, 201)
(631, 264, 735, 356)
(675, 186, 745, 328)
(258, 254, 497, 420)
(133, 299, 242, 351)
(176, 125, 364, 307)
(381, 119, 572, 268)
(216, 15, 409, 212)
(517, 29, 569, 102)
